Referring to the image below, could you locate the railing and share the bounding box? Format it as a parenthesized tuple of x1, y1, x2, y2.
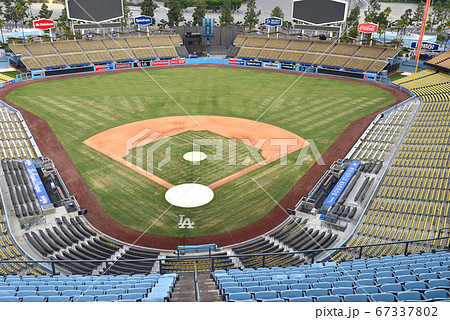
(194, 262, 201, 302)
(2, 235, 449, 276)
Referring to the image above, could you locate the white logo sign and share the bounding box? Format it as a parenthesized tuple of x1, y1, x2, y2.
(178, 215, 195, 229)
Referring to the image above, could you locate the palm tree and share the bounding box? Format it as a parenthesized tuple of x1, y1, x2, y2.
(14, 2, 26, 42)
(0, 20, 5, 44)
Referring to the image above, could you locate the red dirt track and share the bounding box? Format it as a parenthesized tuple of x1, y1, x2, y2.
(0, 65, 410, 250)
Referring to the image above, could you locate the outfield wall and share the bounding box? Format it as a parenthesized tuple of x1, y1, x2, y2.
(0, 58, 415, 97)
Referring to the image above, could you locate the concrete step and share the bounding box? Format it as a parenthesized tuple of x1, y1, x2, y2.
(170, 273, 195, 302)
(197, 272, 223, 302)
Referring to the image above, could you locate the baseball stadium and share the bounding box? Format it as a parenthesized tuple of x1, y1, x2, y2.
(0, 0, 449, 305)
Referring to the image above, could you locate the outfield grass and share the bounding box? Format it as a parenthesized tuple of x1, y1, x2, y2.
(126, 130, 261, 186)
(6, 67, 396, 237)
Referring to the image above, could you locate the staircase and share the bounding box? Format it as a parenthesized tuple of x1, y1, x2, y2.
(197, 272, 223, 302)
(169, 273, 196, 302)
(169, 272, 223, 302)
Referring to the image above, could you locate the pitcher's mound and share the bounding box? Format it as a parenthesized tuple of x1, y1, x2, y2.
(183, 151, 207, 162)
(165, 184, 214, 208)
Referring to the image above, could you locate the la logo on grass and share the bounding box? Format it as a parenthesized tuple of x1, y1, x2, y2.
(178, 215, 195, 229)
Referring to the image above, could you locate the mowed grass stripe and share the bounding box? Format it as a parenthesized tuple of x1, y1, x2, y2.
(7, 67, 395, 237)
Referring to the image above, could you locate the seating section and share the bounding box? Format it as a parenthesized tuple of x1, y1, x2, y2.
(2, 159, 41, 218)
(215, 251, 450, 302)
(349, 101, 415, 162)
(0, 273, 177, 302)
(336, 72, 450, 262)
(162, 254, 233, 273)
(24, 216, 162, 275)
(10, 35, 186, 70)
(234, 36, 397, 73)
(232, 218, 337, 268)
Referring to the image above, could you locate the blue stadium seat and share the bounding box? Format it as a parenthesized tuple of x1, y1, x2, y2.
(424, 289, 449, 301)
(254, 291, 278, 301)
(428, 279, 450, 290)
(222, 287, 244, 297)
(290, 283, 310, 291)
(142, 297, 166, 302)
(268, 284, 288, 293)
(246, 286, 266, 294)
(261, 280, 278, 287)
(127, 288, 149, 295)
(57, 286, 76, 292)
(334, 281, 353, 288)
(418, 273, 438, 281)
(228, 292, 253, 302)
(300, 278, 317, 284)
(105, 288, 127, 295)
(0, 297, 20, 302)
(397, 275, 417, 283)
(37, 290, 60, 297)
(343, 294, 369, 302)
(72, 295, 96, 302)
(289, 274, 306, 280)
(305, 288, 329, 298)
(280, 290, 303, 300)
(122, 293, 144, 301)
(317, 295, 340, 302)
(397, 291, 423, 302)
(354, 279, 375, 286)
(272, 275, 288, 281)
(339, 275, 356, 282)
(376, 271, 393, 278)
(61, 290, 83, 297)
(331, 287, 354, 296)
(0, 290, 16, 296)
(96, 285, 113, 291)
(376, 277, 396, 285)
(83, 289, 103, 296)
(312, 282, 332, 289)
(16, 290, 37, 298)
(371, 293, 396, 302)
(75, 285, 92, 292)
(288, 297, 313, 302)
(439, 271, 450, 279)
(320, 277, 337, 283)
(355, 285, 378, 294)
(281, 280, 298, 286)
(261, 298, 285, 302)
(380, 284, 403, 294)
(38, 285, 56, 292)
(97, 294, 119, 302)
(404, 281, 427, 291)
(48, 296, 71, 302)
(431, 266, 449, 273)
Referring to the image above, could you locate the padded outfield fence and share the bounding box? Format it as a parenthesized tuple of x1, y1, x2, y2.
(1, 235, 449, 275)
(0, 58, 415, 97)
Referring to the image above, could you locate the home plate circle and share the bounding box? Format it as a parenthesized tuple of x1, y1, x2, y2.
(165, 184, 214, 208)
(183, 151, 207, 162)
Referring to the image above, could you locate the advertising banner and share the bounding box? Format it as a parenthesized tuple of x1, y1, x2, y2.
(264, 62, 279, 69)
(133, 61, 152, 68)
(170, 59, 186, 65)
(33, 19, 55, 30)
(95, 64, 113, 71)
(358, 22, 378, 33)
(323, 160, 361, 207)
(281, 64, 295, 70)
(134, 16, 152, 26)
(152, 60, 169, 66)
(246, 61, 262, 67)
(23, 159, 51, 206)
(115, 62, 132, 69)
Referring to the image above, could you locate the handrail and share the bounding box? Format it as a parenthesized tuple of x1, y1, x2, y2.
(2, 235, 448, 275)
(194, 262, 201, 302)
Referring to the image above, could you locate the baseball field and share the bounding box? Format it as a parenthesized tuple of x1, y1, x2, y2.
(6, 67, 396, 238)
